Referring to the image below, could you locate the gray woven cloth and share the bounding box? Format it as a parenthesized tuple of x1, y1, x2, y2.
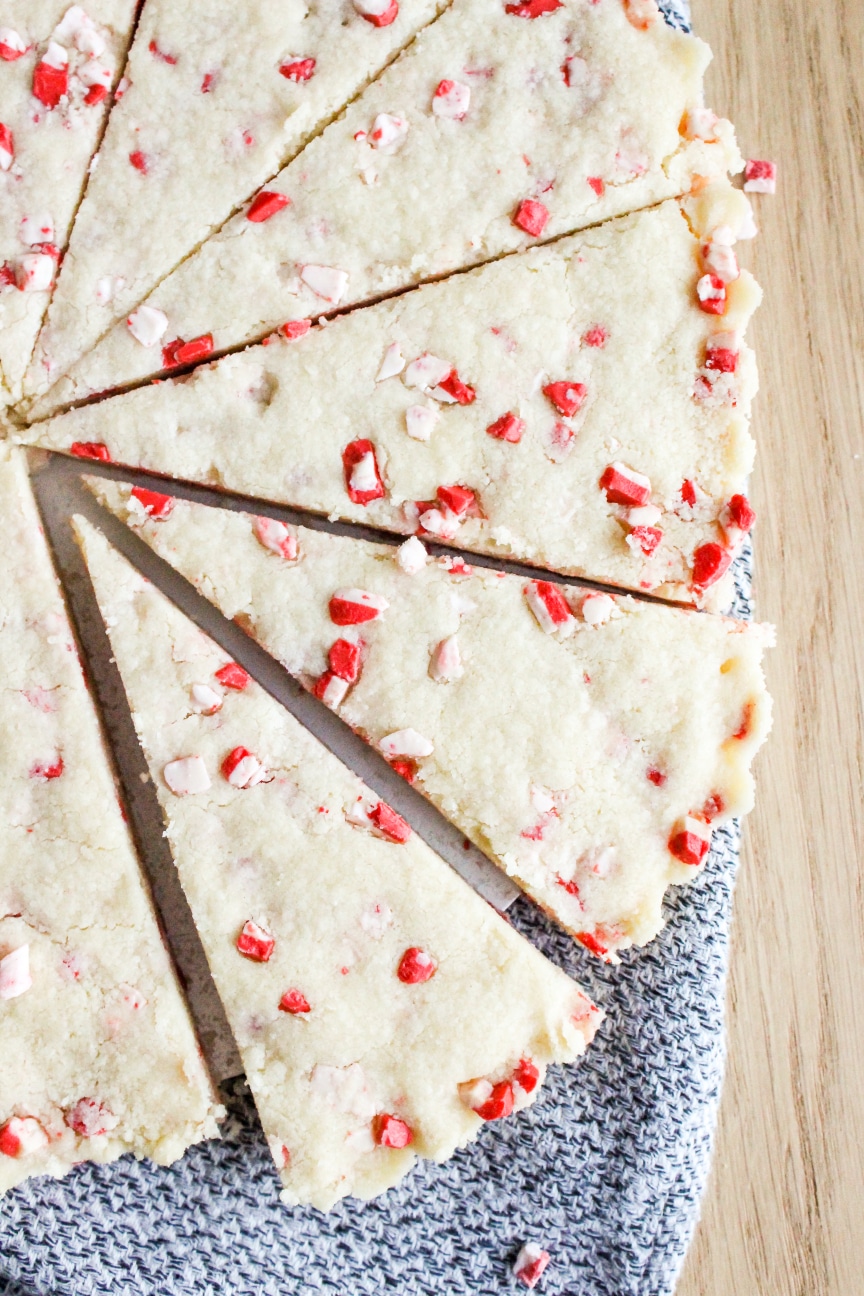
(0, 5, 761, 1292)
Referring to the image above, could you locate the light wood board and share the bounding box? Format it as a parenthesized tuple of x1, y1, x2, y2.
(678, 0, 864, 1292)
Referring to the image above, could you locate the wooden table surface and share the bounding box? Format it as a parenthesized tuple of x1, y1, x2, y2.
(677, 1, 864, 1292)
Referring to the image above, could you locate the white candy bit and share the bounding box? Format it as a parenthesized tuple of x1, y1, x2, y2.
(17, 255, 54, 292)
(432, 79, 471, 120)
(417, 507, 459, 540)
(226, 752, 267, 789)
(696, 273, 725, 304)
(380, 728, 434, 759)
(525, 581, 575, 636)
(429, 635, 463, 682)
(376, 341, 405, 381)
(702, 241, 739, 283)
(127, 305, 168, 347)
(300, 263, 348, 304)
(0, 128, 13, 172)
(345, 796, 375, 829)
(1, 1116, 48, 1157)
(53, 6, 105, 56)
(682, 107, 717, 141)
(20, 214, 54, 246)
(513, 1242, 551, 1289)
(164, 755, 211, 796)
(253, 516, 298, 561)
(369, 113, 409, 152)
(743, 159, 777, 194)
(42, 40, 69, 71)
(580, 592, 615, 626)
(0, 945, 32, 1000)
(78, 56, 112, 89)
(0, 28, 27, 59)
(319, 673, 349, 707)
(737, 202, 758, 240)
(353, 0, 393, 15)
(190, 682, 222, 715)
(623, 504, 662, 528)
(396, 536, 428, 574)
(403, 352, 451, 391)
(405, 404, 438, 441)
(348, 450, 380, 496)
(359, 901, 393, 938)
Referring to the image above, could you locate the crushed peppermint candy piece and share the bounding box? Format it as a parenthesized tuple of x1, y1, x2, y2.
(367, 801, 412, 843)
(222, 746, 268, 788)
(163, 755, 211, 795)
(432, 79, 471, 119)
(436, 484, 475, 516)
(460, 1077, 514, 1121)
(691, 541, 732, 589)
(405, 404, 438, 441)
(190, 682, 222, 715)
(396, 536, 428, 573)
(626, 525, 662, 556)
(343, 439, 386, 504)
(0, 1117, 48, 1158)
(682, 106, 718, 141)
(429, 635, 463, 682)
(254, 516, 298, 561)
(329, 588, 389, 624)
(215, 662, 250, 690)
(127, 307, 169, 347)
(236, 919, 275, 961)
(353, 0, 399, 26)
(70, 441, 111, 461)
(300, 264, 348, 304)
(705, 332, 739, 372)
(702, 240, 739, 284)
(525, 581, 574, 634)
(314, 671, 350, 707)
(372, 1113, 413, 1147)
(369, 112, 409, 152)
(432, 369, 476, 405)
(599, 462, 651, 507)
(33, 43, 69, 108)
(512, 199, 550, 238)
(66, 1097, 118, 1138)
(0, 28, 27, 61)
(17, 255, 55, 293)
(0, 122, 13, 171)
(380, 729, 434, 758)
(512, 1057, 540, 1095)
(20, 214, 54, 247)
(743, 159, 777, 194)
(580, 592, 615, 626)
(487, 412, 525, 443)
(279, 57, 316, 83)
(397, 946, 437, 983)
(505, 0, 563, 18)
(513, 1243, 551, 1289)
(543, 381, 587, 417)
(720, 493, 756, 539)
(162, 334, 214, 368)
(376, 341, 405, 381)
(247, 191, 290, 222)
(130, 486, 174, 519)
(696, 273, 727, 315)
(329, 638, 362, 682)
(582, 324, 608, 348)
(404, 352, 451, 391)
(623, 0, 660, 28)
(668, 814, 712, 865)
(279, 988, 311, 1014)
(0, 945, 32, 1000)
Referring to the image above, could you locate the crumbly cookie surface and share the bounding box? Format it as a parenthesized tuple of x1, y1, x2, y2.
(76, 515, 600, 1209)
(0, 446, 221, 1197)
(25, 190, 758, 608)
(88, 479, 773, 959)
(27, 0, 742, 415)
(25, 0, 447, 401)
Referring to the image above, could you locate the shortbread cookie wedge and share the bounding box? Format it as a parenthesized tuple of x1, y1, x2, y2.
(74, 516, 601, 1211)
(0, 447, 222, 1197)
(0, 1, 138, 406)
(24, 188, 759, 610)
(25, 0, 449, 404)
(26, 0, 744, 416)
(86, 479, 773, 960)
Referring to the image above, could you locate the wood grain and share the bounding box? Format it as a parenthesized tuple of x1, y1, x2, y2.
(678, 1, 864, 1292)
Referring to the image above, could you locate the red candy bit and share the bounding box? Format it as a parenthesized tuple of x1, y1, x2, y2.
(680, 479, 697, 508)
(0, 30, 27, 62)
(582, 325, 607, 349)
(279, 57, 316, 82)
(647, 766, 667, 787)
(129, 150, 149, 174)
(369, 801, 412, 843)
(691, 542, 732, 589)
(705, 345, 738, 374)
(474, 1081, 514, 1121)
(237, 919, 275, 962)
(543, 380, 586, 417)
(215, 662, 249, 691)
(373, 1114, 413, 1148)
(575, 928, 617, 960)
(280, 319, 311, 340)
(525, 580, 573, 634)
(599, 462, 651, 507)
(83, 84, 108, 106)
(33, 57, 68, 109)
(279, 988, 311, 1014)
(437, 483, 475, 516)
(130, 486, 174, 519)
(512, 199, 549, 238)
(733, 701, 755, 740)
(247, 191, 290, 222)
(587, 175, 605, 197)
(487, 411, 525, 443)
(623, 0, 660, 28)
(629, 525, 662, 556)
(389, 758, 418, 783)
(726, 493, 756, 533)
(505, 0, 563, 16)
(66, 1098, 116, 1138)
(201, 71, 217, 93)
(149, 39, 177, 64)
(253, 516, 298, 561)
(512, 1058, 540, 1095)
(355, 0, 399, 26)
(0, 122, 14, 171)
(668, 815, 712, 866)
(328, 588, 388, 625)
(70, 441, 111, 462)
(313, 671, 348, 707)
(162, 333, 214, 368)
(329, 638, 361, 682)
(342, 438, 386, 505)
(436, 369, 476, 404)
(0, 1117, 46, 1158)
(696, 274, 727, 316)
(397, 947, 437, 984)
(744, 159, 777, 194)
(30, 755, 64, 780)
(513, 1243, 551, 1290)
(222, 746, 266, 788)
(702, 792, 725, 822)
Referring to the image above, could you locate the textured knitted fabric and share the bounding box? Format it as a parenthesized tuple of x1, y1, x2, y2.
(0, 5, 761, 1292)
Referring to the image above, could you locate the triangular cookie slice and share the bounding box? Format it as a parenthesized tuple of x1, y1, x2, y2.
(25, 0, 449, 403)
(0, 1, 139, 406)
(26, 0, 743, 415)
(24, 188, 759, 610)
(86, 479, 772, 960)
(0, 446, 221, 1197)
(75, 515, 601, 1210)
